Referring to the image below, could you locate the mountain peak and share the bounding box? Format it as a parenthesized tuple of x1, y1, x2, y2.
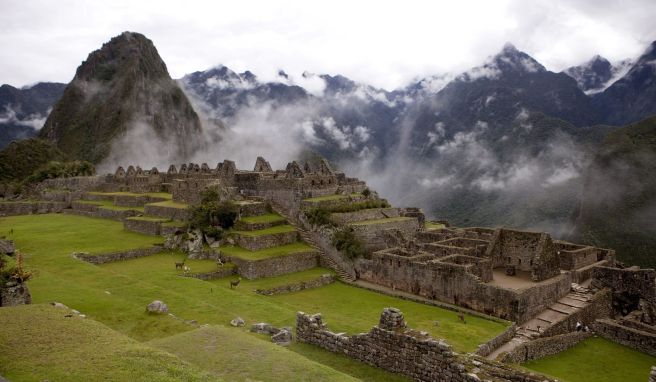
(491, 43, 546, 74)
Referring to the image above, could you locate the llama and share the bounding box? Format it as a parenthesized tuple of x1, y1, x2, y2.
(230, 278, 242, 289)
(175, 259, 186, 270)
(183, 265, 191, 275)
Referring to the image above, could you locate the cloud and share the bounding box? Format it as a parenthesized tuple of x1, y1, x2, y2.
(1, 0, 655, 90)
(0, 105, 48, 130)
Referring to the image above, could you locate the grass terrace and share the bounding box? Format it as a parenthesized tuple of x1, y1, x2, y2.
(233, 224, 297, 237)
(239, 213, 286, 225)
(87, 191, 173, 200)
(77, 199, 145, 212)
(220, 242, 316, 261)
(147, 200, 189, 209)
(235, 267, 336, 291)
(349, 217, 413, 226)
(522, 336, 656, 382)
(302, 193, 363, 203)
(425, 221, 447, 230)
(126, 216, 170, 222)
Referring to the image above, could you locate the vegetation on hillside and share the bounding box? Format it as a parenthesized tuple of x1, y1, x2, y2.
(332, 228, 365, 259)
(572, 115, 656, 267)
(0, 138, 66, 183)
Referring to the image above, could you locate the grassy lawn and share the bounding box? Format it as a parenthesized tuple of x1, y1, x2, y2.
(522, 336, 656, 382)
(147, 200, 189, 209)
(349, 217, 413, 226)
(303, 194, 349, 202)
(425, 221, 446, 230)
(127, 216, 169, 222)
(0, 304, 214, 382)
(149, 326, 360, 382)
(78, 199, 145, 212)
(220, 242, 317, 260)
(0, 214, 510, 380)
(233, 224, 297, 237)
(87, 191, 173, 200)
(239, 213, 286, 224)
(106, 252, 224, 274)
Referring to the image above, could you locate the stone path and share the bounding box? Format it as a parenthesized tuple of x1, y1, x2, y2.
(486, 286, 594, 360)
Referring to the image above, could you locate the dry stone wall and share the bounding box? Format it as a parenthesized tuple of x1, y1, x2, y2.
(230, 251, 318, 279)
(73, 247, 164, 264)
(124, 218, 161, 236)
(143, 204, 190, 221)
(593, 318, 656, 356)
(235, 231, 299, 251)
(0, 282, 31, 306)
(0, 201, 67, 216)
(500, 331, 593, 363)
(296, 308, 556, 382)
(255, 274, 335, 295)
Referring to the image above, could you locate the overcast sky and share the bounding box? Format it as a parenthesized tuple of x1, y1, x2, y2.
(1, 0, 655, 90)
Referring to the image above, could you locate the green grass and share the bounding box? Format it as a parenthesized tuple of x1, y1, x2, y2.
(239, 213, 286, 224)
(233, 224, 297, 237)
(425, 221, 446, 230)
(304, 194, 350, 202)
(87, 191, 173, 200)
(149, 326, 360, 382)
(127, 216, 169, 222)
(147, 200, 189, 209)
(77, 199, 145, 212)
(522, 336, 656, 382)
(111, 252, 224, 274)
(220, 242, 317, 260)
(240, 267, 335, 291)
(0, 214, 510, 380)
(0, 304, 215, 382)
(349, 217, 413, 226)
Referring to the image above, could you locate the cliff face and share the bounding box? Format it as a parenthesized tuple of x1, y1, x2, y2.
(40, 32, 203, 164)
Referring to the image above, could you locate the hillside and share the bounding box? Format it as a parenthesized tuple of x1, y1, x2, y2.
(0, 138, 66, 184)
(572, 115, 656, 267)
(40, 32, 203, 164)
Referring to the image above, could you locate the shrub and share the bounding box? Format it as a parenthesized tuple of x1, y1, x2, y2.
(189, 187, 239, 240)
(23, 160, 95, 185)
(10, 252, 31, 283)
(361, 188, 371, 198)
(305, 207, 333, 226)
(332, 228, 365, 259)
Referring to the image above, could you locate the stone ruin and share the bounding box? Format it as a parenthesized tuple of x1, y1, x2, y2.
(297, 307, 558, 382)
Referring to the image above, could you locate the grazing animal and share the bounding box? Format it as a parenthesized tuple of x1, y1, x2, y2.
(175, 259, 186, 270)
(183, 266, 191, 274)
(216, 258, 224, 266)
(230, 278, 242, 289)
(457, 313, 466, 324)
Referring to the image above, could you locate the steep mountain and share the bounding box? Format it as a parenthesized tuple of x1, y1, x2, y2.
(572, 115, 656, 267)
(564, 56, 633, 94)
(0, 138, 66, 185)
(0, 82, 65, 148)
(40, 32, 203, 164)
(593, 41, 656, 126)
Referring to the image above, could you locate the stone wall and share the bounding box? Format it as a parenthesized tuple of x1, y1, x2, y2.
(230, 251, 318, 279)
(0, 282, 31, 306)
(73, 246, 164, 264)
(541, 288, 612, 336)
(593, 318, 656, 356)
(296, 308, 556, 382)
(124, 218, 161, 236)
(349, 218, 420, 253)
(475, 323, 517, 357)
(0, 201, 67, 216)
(181, 266, 236, 280)
(500, 331, 593, 363)
(255, 274, 335, 295)
(592, 266, 656, 301)
(485, 229, 560, 281)
(143, 204, 190, 221)
(235, 231, 299, 251)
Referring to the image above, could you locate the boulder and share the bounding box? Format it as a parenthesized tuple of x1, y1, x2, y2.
(146, 300, 169, 314)
(0, 239, 15, 255)
(0, 282, 31, 307)
(271, 328, 292, 346)
(230, 317, 245, 327)
(250, 322, 279, 335)
(186, 230, 204, 259)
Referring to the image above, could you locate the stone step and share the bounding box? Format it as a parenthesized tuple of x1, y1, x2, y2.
(560, 296, 588, 308)
(550, 303, 579, 315)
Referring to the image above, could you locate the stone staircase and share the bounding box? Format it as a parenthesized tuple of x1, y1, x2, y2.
(486, 285, 594, 360)
(269, 201, 356, 282)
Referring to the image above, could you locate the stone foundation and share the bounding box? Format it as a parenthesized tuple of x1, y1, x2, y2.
(0, 201, 67, 216)
(124, 218, 162, 236)
(143, 204, 190, 221)
(231, 251, 319, 280)
(593, 318, 656, 356)
(180, 266, 236, 280)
